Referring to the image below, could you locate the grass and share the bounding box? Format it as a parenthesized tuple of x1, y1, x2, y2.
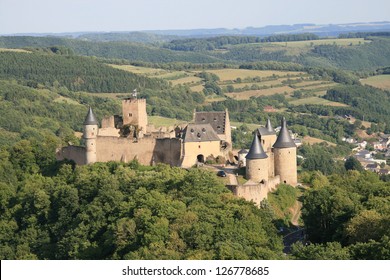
(230, 121, 261, 131)
(0, 48, 31, 53)
(190, 84, 204, 92)
(271, 38, 369, 48)
(170, 76, 202, 85)
(204, 69, 304, 81)
(289, 96, 348, 107)
(108, 64, 167, 76)
(302, 136, 336, 146)
(148, 116, 187, 127)
(226, 86, 295, 100)
(361, 75, 390, 90)
(256, 38, 370, 56)
(54, 96, 81, 105)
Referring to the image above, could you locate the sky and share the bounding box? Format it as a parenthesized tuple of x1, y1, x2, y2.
(0, 0, 389, 34)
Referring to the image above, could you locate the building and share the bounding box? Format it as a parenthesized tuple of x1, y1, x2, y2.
(229, 118, 298, 206)
(56, 96, 232, 168)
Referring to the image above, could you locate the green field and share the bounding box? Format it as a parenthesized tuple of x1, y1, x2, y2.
(289, 96, 348, 107)
(107, 64, 338, 100)
(148, 116, 187, 127)
(0, 48, 30, 53)
(361, 75, 390, 90)
(248, 38, 371, 56)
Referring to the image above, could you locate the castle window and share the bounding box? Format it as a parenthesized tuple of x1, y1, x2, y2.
(197, 132, 201, 138)
(198, 145, 201, 148)
(128, 113, 132, 117)
(202, 117, 206, 122)
(214, 118, 217, 121)
(217, 125, 221, 130)
(202, 128, 206, 133)
(190, 128, 194, 133)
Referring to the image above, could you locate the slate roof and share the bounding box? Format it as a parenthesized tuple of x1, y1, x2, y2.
(194, 111, 227, 135)
(273, 117, 296, 148)
(83, 107, 99, 125)
(246, 134, 268, 159)
(182, 123, 220, 142)
(258, 118, 276, 136)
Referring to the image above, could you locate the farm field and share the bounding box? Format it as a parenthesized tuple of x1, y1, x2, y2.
(205, 69, 304, 81)
(361, 75, 390, 90)
(226, 86, 295, 99)
(289, 96, 348, 107)
(271, 38, 369, 47)
(107, 64, 339, 100)
(302, 135, 337, 146)
(148, 116, 187, 127)
(0, 48, 31, 53)
(253, 38, 370, 56)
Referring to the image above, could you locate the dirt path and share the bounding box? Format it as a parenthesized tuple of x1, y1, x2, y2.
(290, 200, 302, 226)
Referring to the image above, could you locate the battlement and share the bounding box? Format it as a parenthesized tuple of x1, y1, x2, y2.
(122, 98, 146, 104)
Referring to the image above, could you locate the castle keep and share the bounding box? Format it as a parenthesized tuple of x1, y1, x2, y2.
(56, 95, 232, 168)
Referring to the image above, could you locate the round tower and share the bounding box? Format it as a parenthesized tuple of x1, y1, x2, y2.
(273, 117, 297, 185)
(83, 107, 98, 164)
(245, 133, 269, 183)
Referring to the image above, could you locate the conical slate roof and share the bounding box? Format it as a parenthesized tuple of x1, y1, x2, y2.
(246, 134, 268, 159)
(83, 107, 98, 125)
(273, 117, 296, 148)
(258, 118, 276, 136)
(266, 118, 274, 132)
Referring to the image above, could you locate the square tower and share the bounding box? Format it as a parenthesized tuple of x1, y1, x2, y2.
(122, 97, 148, 132)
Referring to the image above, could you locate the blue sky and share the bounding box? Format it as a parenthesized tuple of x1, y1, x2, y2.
(0, 0, 389, 34)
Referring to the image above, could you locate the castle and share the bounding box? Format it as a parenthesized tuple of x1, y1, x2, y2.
(57, 94, 297, 205)
(56, 94, 232, 168)
(229, 118, 297, 206)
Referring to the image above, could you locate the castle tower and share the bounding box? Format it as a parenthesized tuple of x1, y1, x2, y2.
(257, 118, 277, 152)
(83, 107, 99, 164)
(245, 133, 269, 182)
(122, 91, 148, 133)
(273, 117, 297, 185)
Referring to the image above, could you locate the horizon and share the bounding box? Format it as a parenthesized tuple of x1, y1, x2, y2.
(2, 20, 390, 36)
(1, 0, 389, 35)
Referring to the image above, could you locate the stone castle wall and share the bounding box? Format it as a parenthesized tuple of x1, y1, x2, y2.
(228, 175, 281, 207)
(95, 136, 182, 166)
(56, 146, 86, 165)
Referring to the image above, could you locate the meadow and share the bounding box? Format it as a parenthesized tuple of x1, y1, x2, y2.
(361, 75, 390, 90)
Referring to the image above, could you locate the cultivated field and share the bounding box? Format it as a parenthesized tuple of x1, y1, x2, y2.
(205, 69, 304, 81)
(226, 86, 295, 99)
(148, 116, 187, 127)
(0, 48, 31, 53)
(289, 96, 348, 107)
(361, 75, 390, 90)
(302, 136, 336, 146)
(107, 64, 339, 101)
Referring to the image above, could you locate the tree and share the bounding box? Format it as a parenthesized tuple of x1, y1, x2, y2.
(344, 157, 363, 172)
